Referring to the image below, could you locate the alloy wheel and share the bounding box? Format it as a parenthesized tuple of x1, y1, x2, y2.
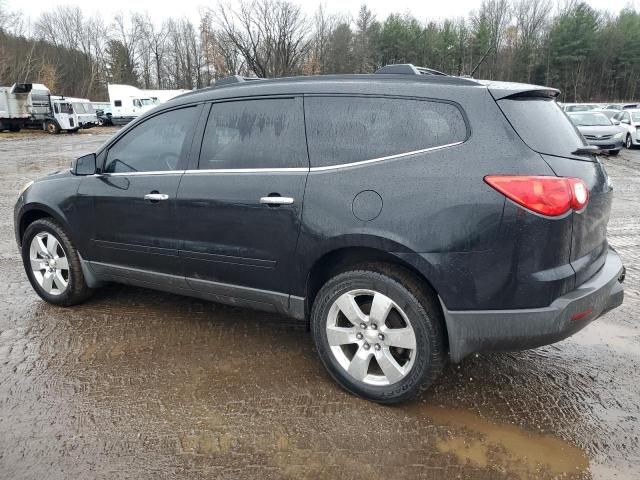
(325, 289, 417, 386)
(29, 232, 69, 296)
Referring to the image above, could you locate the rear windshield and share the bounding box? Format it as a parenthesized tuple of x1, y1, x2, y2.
(498, 97, 587, 159)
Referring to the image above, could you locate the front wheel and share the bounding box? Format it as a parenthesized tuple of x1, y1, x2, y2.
(45, 120, 60, 134)
(626, 134, 632, 149)
(311, 267, 446, 404)
(21, 218, 93, 306)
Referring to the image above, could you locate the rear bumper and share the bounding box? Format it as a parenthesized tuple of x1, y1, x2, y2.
(441, 248, 625, 362)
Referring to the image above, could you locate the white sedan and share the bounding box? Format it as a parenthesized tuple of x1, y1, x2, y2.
(612, 109, 640, 148)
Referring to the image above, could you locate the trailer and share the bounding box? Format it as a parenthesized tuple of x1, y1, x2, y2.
(0, 84, 31, 132)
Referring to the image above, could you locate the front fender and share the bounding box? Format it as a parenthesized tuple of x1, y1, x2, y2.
(14, 174, 83, 250)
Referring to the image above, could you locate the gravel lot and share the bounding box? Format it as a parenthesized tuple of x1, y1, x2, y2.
(0, 128, 638, 479)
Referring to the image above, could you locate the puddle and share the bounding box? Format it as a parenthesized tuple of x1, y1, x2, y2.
(419, 405, 589, 479)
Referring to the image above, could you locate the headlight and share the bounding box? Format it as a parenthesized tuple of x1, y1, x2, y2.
(614, 132, 624, 139)
(18, 180, 34, 196)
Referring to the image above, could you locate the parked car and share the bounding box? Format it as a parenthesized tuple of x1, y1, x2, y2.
(612, 109, 640, 148)
(96, 110, 113, 126)
(562, 103, 602, 112)
(567, 111, 625, 155)
(92, 102, 113, 126)
(595, 108, 622, 119)
(605, 103, 638, 110)
(14, 66, 625, 403)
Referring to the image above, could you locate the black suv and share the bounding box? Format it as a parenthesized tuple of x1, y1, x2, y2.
(14, 65, 625, 403)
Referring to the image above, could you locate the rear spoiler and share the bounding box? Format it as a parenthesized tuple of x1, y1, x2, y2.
(477, 80, 560, 100)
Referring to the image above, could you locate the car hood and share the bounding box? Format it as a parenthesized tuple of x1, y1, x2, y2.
(33, 169, 74, 184)
(576, 125, 621, 136)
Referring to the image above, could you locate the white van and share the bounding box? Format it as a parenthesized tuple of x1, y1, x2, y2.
(66, 97, 98, 129)
(108, 84, 189, 125)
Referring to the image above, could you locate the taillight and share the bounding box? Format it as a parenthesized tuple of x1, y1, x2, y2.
(484, 175, 589, 217)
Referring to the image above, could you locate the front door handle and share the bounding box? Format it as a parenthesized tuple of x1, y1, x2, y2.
(260, 196, 294, 206)
(144, 193, 169, 202)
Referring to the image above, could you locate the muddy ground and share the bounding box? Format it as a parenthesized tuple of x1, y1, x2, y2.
(0, 128, 638, 479)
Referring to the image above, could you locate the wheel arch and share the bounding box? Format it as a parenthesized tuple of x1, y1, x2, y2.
(17, 204, 71, 247)
(302, 241, 447, 343)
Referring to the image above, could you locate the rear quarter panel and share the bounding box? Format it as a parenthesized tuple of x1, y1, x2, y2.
(297, 88, 569, 310)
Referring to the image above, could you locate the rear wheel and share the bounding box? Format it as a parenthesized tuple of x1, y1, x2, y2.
(626, 134, 632, 149)
(21, 218, 92, 306)
(311, 266, 446, 403)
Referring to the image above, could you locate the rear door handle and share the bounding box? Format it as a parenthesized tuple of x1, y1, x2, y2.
(144, 193, 169, 201)
(260, 196, 294, 206)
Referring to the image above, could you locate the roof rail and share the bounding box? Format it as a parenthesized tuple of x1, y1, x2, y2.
(375, 64, 448, 76)
(214, 75, 264, 87)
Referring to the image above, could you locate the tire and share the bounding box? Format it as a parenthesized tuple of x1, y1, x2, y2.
(609, 149, 620, 156)
(97, 117, 104, 126)
(21, 218, 93, 306)
(311, 265, 446, 404)
(626, 134, 632, 149)
(45, 120, 60, 134)
(9, 124, 20, 132)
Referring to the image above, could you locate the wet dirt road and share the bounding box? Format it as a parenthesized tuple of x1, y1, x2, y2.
(0, 129, 638, 479)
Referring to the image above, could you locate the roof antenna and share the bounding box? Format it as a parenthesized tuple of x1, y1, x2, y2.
(469, 45, 495, 78)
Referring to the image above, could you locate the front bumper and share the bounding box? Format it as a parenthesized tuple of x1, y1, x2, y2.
(441, 248, 625, 362)
(585, 138, 624, 150)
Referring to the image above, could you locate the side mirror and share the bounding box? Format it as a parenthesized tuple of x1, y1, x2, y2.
(71, 153, 97, 175)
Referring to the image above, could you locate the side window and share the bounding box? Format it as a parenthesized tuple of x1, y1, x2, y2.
(199, 98, 307, 169)
(54, 103, 59, 114)
(114, 100, 122, 107)
(305, 96, 467, 167)
(104, 107, 197, 173)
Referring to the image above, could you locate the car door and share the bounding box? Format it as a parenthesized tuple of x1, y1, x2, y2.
(176, 97, 308, 311)
(616, 111, 632, 134)
(78, 104, 201, 281)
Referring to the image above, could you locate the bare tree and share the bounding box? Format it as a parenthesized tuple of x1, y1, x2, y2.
(513, 0, 552, 81)
(212, 0, 311, 78)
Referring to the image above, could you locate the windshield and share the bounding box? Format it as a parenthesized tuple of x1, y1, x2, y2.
(566, 105, 594, 112)
(139, 98, 154, 106)
(73, 103, 86, 113)
(569, 112, 612, 126)
(59, 103, 73, 114)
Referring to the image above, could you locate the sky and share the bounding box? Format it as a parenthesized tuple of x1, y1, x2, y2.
(7, 0, 640, 25)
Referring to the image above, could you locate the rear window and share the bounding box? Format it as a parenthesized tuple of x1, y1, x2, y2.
(498, 98, 587, 158)
(305, 96, 467, 167)
(199, 97, 307, 169)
